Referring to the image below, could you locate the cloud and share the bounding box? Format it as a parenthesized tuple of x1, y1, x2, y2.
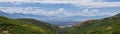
(0, 0, 120, 8)
(0, 7, 115, 17)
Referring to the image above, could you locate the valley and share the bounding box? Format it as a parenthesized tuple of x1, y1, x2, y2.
(0, 13, 120, 34)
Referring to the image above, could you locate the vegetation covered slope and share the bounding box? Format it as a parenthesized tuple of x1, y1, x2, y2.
(63, 13, 120, 34)
(15, 18, 60, 33)
(0, 16, 58, 34)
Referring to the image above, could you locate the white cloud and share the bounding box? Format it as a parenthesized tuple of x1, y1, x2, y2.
(0, 0, 120, 8)
(0, 7, 115, 17)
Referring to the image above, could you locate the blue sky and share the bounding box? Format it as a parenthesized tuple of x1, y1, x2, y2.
(0, 0, 120, 21)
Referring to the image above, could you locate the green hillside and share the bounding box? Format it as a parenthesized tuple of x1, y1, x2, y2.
(63, 13, 120, 34)
(0, 16, 58, 34)
(15, 18, 60, 33)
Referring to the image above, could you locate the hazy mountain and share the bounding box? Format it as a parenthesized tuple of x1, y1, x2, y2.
(0, 11, 79, 26)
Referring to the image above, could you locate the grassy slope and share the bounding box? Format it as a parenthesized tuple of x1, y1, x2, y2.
(0, 16, 58, 34)
(63, 13, 120, 34)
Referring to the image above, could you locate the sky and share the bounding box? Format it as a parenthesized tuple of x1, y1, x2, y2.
(0, 0, 120, 21)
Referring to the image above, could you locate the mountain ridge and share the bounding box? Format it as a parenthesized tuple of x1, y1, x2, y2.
(62, 13, 120, 34)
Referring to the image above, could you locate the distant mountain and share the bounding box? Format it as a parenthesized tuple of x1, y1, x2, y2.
(63, 13, 120, 34)
(0, 11, 46, 18)
(0, 11, 79, 26)
(49, 21, 79, 27)
(0, 11, 108, 27)
(0, 16, 59, 34)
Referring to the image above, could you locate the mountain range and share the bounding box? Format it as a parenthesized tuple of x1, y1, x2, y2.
(0, 11, 120, 34)
(0, 11, 79, 27)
